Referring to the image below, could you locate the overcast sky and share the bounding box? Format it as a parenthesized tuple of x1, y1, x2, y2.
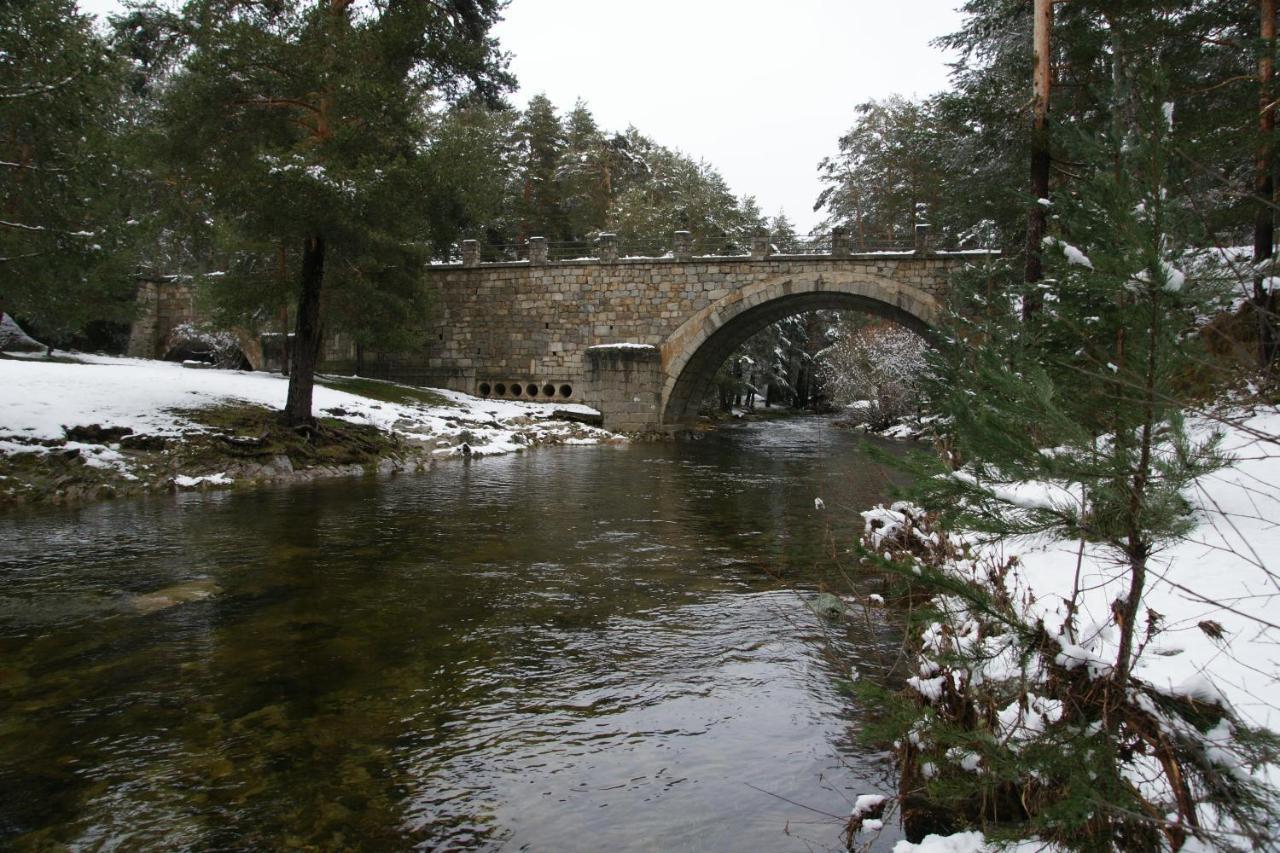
(79, 0, 965, 232)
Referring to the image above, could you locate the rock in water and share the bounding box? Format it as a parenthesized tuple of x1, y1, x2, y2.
(128, 579, 222, 614)
(811, 592, 847, 619)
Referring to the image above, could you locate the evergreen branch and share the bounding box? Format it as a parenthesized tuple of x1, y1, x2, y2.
(0, 73, 81, 100)
(0, 251, 48, 263)
(0, 220, 48, 233)
(231, 96, 322, 115)
(1185, 75, 1252, 96)
(0, 160, 68, 173)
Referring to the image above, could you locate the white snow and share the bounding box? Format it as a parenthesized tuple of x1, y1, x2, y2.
(173, 473, 233, 488)
(0, 354, 614, 482)
(893, 833, 1054, 853)
(878, 404, 1280, 850)
(584, 343, 658, 352)
(851, 793, 887, 817)
(1008, 406, 1280, 732)
(1130, 260, 1187, 293)
(1045, 236, 1094, 270)
(893, 831, 988, 852)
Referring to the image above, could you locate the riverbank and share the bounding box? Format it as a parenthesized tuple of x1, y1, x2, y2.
(863, 403, 1280, 851)
(0, 353, 618, 508)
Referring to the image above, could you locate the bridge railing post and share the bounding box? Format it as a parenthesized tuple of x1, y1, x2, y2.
(528, 236, 548, 265)
(914, 223, 930, 255)
(597, 232, 618, 264)
(673, 230, 692, 261)
(461, 239, 480, 267)
(750, 233, 772, 260)
(831, 226, 850, 257)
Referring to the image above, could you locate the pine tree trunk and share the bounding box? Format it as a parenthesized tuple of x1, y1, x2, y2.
(1023, 0, 1052, 320)
(1255, 0, 1277, 368)
(284, 234, 326, 427)
(277, 243, 290, 376)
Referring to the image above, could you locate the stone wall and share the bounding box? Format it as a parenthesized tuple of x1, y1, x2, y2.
(126, 279, 196, 359)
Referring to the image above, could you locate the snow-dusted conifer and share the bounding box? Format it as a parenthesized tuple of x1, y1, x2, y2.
(151, 0, 509, 426)
(877, 76, 1280, 848)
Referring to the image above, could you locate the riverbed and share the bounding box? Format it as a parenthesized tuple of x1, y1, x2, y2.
(0, 416, 909, 850)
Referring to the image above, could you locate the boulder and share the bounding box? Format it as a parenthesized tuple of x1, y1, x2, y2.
(811, 592, 849, 619)
(0, 313, 44, 352)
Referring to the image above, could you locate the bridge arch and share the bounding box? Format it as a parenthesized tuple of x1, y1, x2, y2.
(659, 273, 940, 426)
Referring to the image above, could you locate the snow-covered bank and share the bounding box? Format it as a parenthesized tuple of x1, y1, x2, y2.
(857, 405, 1280, 851)
(0, 353, 617, 505)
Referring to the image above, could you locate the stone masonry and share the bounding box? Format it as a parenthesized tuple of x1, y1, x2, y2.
(377, 241, 980, 430)
(126, 279, 196, 360)
(131, 232, 987, 431)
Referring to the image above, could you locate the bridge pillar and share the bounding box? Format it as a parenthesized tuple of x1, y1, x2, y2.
(584, 344, 663, 432)
(462, 239, 480, 267)
(597, 233, 618, 264)
(914, 224, 930, 254)
(673, 230, 692, 262)
(831, 227, 850, 258)
(750, 233, 771, 260)
(528, 236, 548, 265)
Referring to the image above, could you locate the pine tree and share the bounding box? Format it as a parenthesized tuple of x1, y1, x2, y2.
(0, 0, 134, 345)
(151, 0, 509, 425)
(557, 99, 613, 241)
(888, 78, 1280, 847)
(513, 94, 567, 245)
(767, 210, 796, 251)
(815, 97, 945, 247)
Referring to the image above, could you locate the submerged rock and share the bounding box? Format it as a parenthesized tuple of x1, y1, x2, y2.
(128, 579, 222, 614)
(811, 592, 849, 619)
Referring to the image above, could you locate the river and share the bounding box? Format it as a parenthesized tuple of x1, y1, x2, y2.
(0, 416, 909, 851)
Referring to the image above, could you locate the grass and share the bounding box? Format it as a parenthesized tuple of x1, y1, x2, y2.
(316, 375, 451, 408)
(179, 404, 401, 468)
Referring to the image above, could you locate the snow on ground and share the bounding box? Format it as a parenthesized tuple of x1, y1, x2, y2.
(872, 404, 1280, 850)
(1185, 245, 1258, 315)
(893, 833, 1057, 853)
(999, 406, 1280, 732)
(0, 353, 613, 474)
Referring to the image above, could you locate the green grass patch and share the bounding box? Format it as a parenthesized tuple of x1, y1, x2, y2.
(316, 375, 451, 408)
(178, 403, 401, 468)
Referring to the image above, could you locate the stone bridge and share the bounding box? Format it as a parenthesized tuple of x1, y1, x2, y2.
(129, 230, 988, 432)
(393, 231, 984, 432)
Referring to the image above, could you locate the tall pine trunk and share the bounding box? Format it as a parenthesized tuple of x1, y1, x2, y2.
(1023, 0, 1052, 320)
(1255, 0, 1277, 369)
(284, 234, 326, 427)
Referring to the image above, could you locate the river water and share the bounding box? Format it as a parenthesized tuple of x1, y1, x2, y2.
(0, 416, 909, 851)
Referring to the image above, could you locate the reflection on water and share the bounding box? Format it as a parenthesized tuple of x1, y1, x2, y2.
(0, 416, 908, 850)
